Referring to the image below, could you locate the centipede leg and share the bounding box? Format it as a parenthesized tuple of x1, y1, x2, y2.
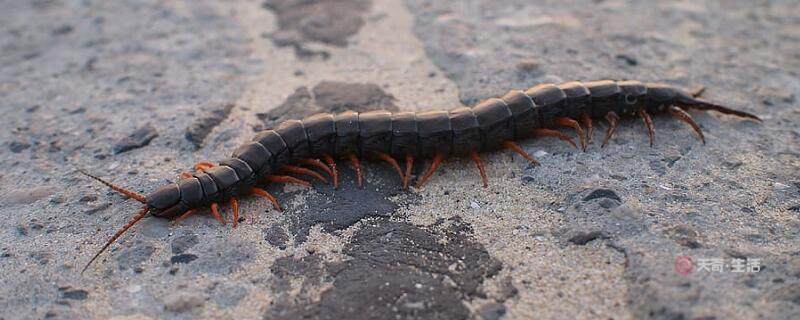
(580, 112, 594, 145)
(194, 161, 215, 171)
(532, 128, 578, 149)
(230, 197, 239, 228)
(179, 172, 193, 179)
(638, 109, 655, 147)
(323, 154, 338, 189)
(299, 159, 334, 180)
(415, 153, 444, 189)
(668, 105, 706, 144)
(469, 150, 489, 188)
(251, 187, 282, 212)
(690, 86, 706, 98)
(280, 165, 328, 184)
(210, 203, 225, 225)
(265, 175, 312, 188)
(172, 209, 196, 225)
(602, 111, 620, 148)
(554, 117, 587, 151)
(403, 154, 413, 190)
(348, 153, 363, 187)
(376, 152, 405, 187)
(502, 141, 539, 166)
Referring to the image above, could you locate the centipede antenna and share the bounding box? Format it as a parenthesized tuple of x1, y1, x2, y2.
(78, 169, 147, 203)
(81, 206, 150, 274)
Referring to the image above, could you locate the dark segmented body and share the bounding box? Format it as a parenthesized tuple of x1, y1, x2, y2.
(141, 80, 754, 218)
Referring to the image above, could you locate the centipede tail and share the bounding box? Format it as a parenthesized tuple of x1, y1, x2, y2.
(685, 99, 761, 121)
(80, 78, 761, 273)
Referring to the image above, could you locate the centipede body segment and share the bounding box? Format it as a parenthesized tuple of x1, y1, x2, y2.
(79, 79, 760, 273)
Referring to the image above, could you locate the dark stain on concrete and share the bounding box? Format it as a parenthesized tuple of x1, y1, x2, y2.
(568, 230, 609, 245)
(115, 242, 155, 271)
(171, 234, 199, 254)
(59, 288, 89, 301)
(113, 123, 158, 154)
(312, 81, 396, 113)
(185, 103, 234, 149)
(266, 218, 504, 319)
(263, 225, 290, 250)
(262, 0, 371, 58)
(170, 253, 198, 264)
(582, 189, 621, 203)
(256, 81, 396, 129)
(279, 163, 405, 244)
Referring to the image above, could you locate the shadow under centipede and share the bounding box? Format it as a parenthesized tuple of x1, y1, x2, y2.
(263, 164, 421, 244)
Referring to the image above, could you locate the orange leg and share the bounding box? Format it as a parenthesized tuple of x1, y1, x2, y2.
(580, 112, 594, 144)
(415, 153, 444, 189)
(172, 209, 196, 225)
(251, 187, 282, 211)
(265, 175, 312, 188)
(323, 154, 339, 189)
(299, 158, 334, 179)
(281, 165, 328, 184)
(180, 172, 193, 179)
(469, 150, 489, 188)
(691, 86, 706, 97)
(638, 109, 655, 147)
(502, 141, 539, 166)
(348, 153, 363, 187)
(532, 128, 578, 149)
(668, 105, 705, 144)
(194, 161, 215, 171)
(554, 117, 586, 151)
(602, 111, 620, 148)
(230, 197, 239, 228)
(210, 203, 225, 225)
(403, 154, 413, 190)
(376, 152, 405, 186)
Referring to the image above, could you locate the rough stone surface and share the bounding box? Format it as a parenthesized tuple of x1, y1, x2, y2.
(1, 0, 798, 319)
(262, 0, 371, 58)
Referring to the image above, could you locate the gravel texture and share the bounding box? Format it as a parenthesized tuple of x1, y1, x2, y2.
(0, 0, 798, 319)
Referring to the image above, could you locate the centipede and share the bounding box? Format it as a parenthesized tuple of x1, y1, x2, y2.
(78, 79, 760, 273)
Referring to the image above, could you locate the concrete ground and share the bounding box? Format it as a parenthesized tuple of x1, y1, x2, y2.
(1, 0, 799, 319)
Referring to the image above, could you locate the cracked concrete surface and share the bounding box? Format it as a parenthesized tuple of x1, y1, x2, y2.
(1, 0, 798, 319)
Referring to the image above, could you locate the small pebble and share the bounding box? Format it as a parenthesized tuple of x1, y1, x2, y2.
(533, 150, 549, 158)
(774, 182, 790, 190)
(470, 201, 481, 209)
